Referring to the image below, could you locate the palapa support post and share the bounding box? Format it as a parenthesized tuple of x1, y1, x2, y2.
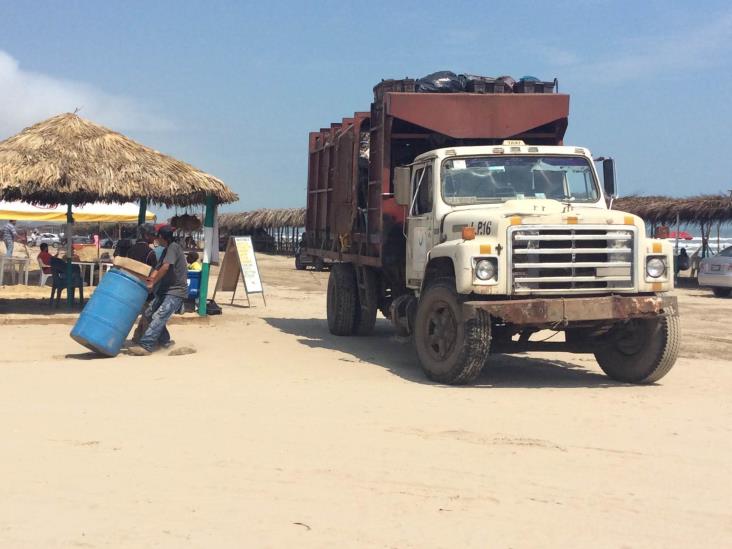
(66, 202, 74, 309)
(138, 197, 148, 227)
(198, 195, 216, 316)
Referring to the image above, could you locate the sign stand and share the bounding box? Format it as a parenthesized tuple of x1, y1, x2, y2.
(213, 236, 266, 307)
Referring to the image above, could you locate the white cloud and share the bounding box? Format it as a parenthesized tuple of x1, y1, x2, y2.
(0, 50, 171, 138)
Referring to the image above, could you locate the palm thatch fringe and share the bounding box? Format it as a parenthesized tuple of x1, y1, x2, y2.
(0, 113, 238, 207)
(616, 194, 732, 257)
(219, 208, 305, 232)
(615, 194, 732, 225)
(219, 208, 305, 255)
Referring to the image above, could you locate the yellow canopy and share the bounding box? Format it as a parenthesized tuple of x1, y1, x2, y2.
(0, 201, 155, 223)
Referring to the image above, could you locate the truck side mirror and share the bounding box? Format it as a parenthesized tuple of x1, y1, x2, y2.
(602, 158, 616, 197)
(394, 167, 411, 206)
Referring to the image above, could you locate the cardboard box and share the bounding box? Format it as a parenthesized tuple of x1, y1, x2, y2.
(113, 256, 152, 280)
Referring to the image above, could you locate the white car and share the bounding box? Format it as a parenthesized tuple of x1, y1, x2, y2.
(32, 233, 61, 247)
(698, 246, 732, 297)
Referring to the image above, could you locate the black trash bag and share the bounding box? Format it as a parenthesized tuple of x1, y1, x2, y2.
(416, 71, 466, 93)
(496, 75, 516, 92)
(206, 299, 222, 315)
(464, 74, 496, 84)
(463, 74, 497, 93)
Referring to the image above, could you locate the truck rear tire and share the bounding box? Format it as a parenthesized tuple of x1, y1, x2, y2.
(712, 287, 731, 298)
(327, 263, 358, 336)
(354, 267, 378, 336)
(414, 279, 491, 385)
(295, 253, 305, 270)
(594, 315, 680, 384)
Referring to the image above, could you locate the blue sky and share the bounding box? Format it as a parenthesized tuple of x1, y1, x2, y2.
(1, 0, 731, 215)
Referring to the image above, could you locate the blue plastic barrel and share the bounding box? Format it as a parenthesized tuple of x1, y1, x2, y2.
(187, 270, 201, 299)
(70, 267, 148, 357)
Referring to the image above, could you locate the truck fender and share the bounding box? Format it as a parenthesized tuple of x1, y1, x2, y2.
(421, 255, 455, 292)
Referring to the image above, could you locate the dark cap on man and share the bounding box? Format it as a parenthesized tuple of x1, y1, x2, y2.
(157, 225, 175, 242)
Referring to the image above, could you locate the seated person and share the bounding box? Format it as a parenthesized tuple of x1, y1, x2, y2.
(187, 251, 202, 271)
(38, 243, 55, 274)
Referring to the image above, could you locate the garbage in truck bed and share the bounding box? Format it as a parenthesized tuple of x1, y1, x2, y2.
(373, 72, 556, 99)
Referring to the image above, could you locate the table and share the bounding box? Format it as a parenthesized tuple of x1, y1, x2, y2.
(99, 262, 114, 282)
(72, 261, 98, 287)
(72, 261, 115, 287)
(0, 256, 29, 285)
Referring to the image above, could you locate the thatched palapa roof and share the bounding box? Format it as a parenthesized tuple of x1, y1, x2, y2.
(0, 113, 238, 207)
(219, 208, 305, 232)
(615, 194, 732, 225)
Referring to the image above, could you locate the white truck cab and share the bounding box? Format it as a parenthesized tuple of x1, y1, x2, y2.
(392, 141, 679, 385)
(397, 142, 673, 297)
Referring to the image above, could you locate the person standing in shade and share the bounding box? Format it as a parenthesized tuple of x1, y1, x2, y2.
(127, 224, 157, 268)
(129, 226, 188, 356)
(3, 220, 18, 256)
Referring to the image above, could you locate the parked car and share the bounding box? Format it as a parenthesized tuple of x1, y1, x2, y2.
(30, 233, 61, 247)
(698, 246, 732, 297)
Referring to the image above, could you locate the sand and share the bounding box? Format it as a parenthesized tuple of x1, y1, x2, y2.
(0, 254, 730, 548)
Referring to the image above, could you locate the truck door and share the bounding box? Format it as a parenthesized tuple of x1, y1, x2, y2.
(406, 164, 434, 286)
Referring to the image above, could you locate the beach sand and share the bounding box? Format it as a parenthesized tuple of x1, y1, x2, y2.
(0, 254, 730, 548)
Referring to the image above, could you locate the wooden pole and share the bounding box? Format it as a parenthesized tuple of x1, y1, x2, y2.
(198, 195, 216, 316)
(138, 198, 147, 227)
(66, 202, 74, 309)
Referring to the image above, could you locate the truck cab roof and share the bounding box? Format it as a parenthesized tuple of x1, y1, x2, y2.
(413, 144, 593, 164)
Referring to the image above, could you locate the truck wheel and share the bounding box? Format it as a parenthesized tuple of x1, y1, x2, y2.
(712, 287, 731, 298)
(314, 257, 325, 271)
(414, 279, 491, 385)
(295, 253, 305, 271)
(327, 263, 358, 336)
(354, 267, 378, 336)
(594, 316, 680, 384)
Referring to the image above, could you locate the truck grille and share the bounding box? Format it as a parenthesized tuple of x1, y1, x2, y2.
(509, 226, 635, 294)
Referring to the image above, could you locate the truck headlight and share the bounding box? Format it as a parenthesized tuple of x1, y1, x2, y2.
(646, 257, 667, 278)
(475, 258, 497, 281)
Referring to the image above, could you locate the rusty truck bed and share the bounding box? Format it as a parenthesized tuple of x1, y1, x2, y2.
(305, 92, 570, 269)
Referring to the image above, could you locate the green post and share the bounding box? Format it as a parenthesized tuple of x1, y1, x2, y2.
(66, 202, 74, 309)
(138, 197, 147, 226)
(198, 195, 216, 316)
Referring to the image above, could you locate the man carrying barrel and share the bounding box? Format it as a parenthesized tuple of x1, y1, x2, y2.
(128, 225, 188, 356)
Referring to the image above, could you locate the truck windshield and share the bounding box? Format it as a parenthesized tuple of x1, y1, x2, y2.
(441, 155, 600, 205)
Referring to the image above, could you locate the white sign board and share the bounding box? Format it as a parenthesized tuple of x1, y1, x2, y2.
(234, 236, 263, 293)
(213, 236, 266, 307)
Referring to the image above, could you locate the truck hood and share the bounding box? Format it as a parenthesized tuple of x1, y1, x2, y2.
(441, 199, 637, 238)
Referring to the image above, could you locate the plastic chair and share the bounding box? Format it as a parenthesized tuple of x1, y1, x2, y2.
(37, 257, 52, 286)
(49, 260, 84, 308)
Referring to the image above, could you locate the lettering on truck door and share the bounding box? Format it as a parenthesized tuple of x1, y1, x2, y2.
(406, 164, 434, 285)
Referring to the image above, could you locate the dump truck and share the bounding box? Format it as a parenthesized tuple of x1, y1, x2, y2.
(304, 75, 679, 385)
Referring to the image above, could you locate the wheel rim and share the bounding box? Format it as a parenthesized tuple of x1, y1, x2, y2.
(614, 320, 646, 356)
(424, 300, 458, 361)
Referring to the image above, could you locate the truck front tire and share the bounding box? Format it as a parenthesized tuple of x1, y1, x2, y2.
(414, 279, 491, 385)
(327, 263, 358, 336)
(594, 315, 680, 384)
(354, 267, 378, 336)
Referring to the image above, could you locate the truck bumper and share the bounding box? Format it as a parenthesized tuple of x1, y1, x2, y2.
(463, 294, 678, 326)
